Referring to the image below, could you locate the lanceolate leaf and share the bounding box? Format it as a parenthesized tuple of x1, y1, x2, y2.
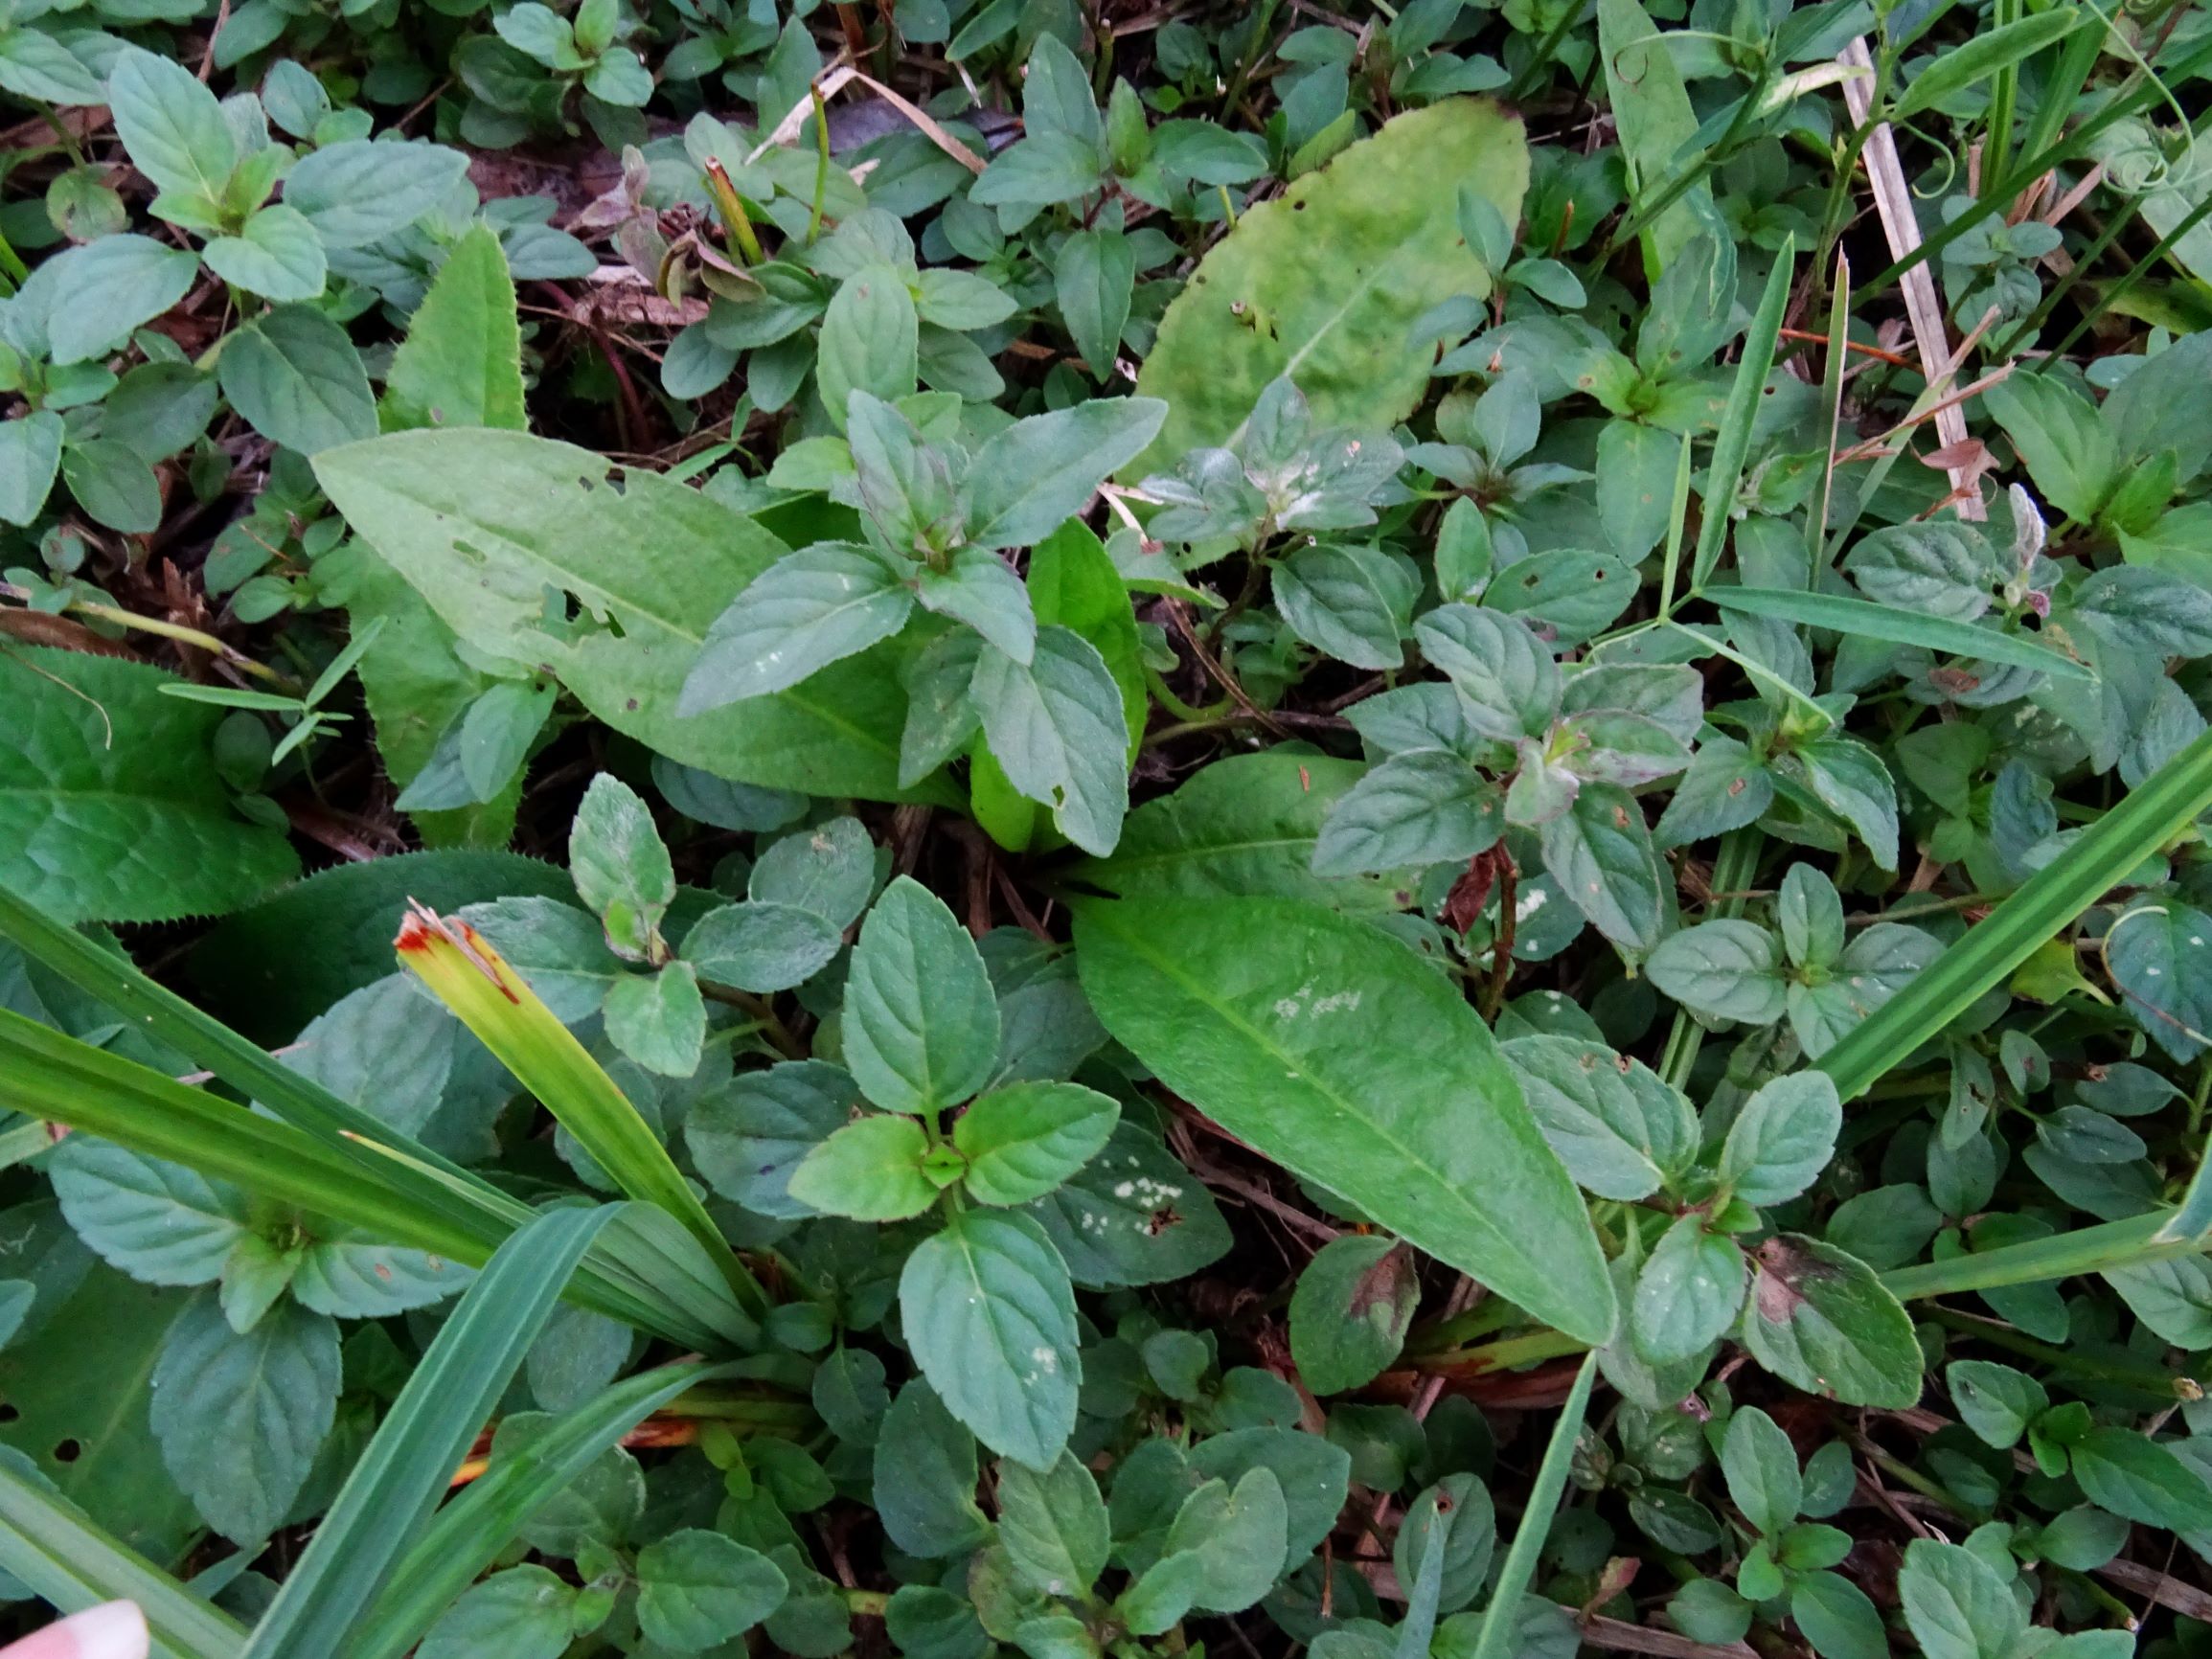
(1129, 100, 1528, 480)
(314, 431, 929, 802)
(1074, 895, 1615, 1343)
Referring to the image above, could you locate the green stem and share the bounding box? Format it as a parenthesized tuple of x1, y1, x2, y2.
(1860, 32, 2212, 300)
(2043, 188, 2212, 363)
(1506, 0, 1593, 101)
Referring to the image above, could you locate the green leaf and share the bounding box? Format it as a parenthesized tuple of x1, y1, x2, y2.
(1945, 1359, 2048, 1448)
(1075, 895, 1615, 1344)
(1072, 752, 1416, 911)
(1818, 729, 2212, 1100)
(1164, 1467, 1290, 1614)
(218, 305, 376, 454)
(1790, 1570, 1887, 1659)
(204, 203, 328, 301)
(748, 814, 876, 926)
(1722, 1072, 1841, 1207)
(680, 543, 916, 709)
(1129, 99, 1527, 480)
(152, 1293, 339, 1541)
(1897, 1538, 2025, 1659)
(1720, 1405, 1801, 1536)
(314, 430, 921, 800)
(1631, 1216, 1746, 1365)
(602, 963, 706, 1079)
(417, 1566, 577, 1659)
(971, 626, 1130, 855)
(1028, 519, 1147, 761)
(107, 46, 236, 207)
(635, 1530, 788, 1650)
(240, 1206, 616, 1659)
(817, 263, 919, 427)
(843, 876, 1000, 1114)
(1538, 782, 1666, 948)
(2105, 899, 2212, 1060)
(1893, 10, 2089, 120)
(1710, 586, 2091, 682)
(1310, 751, 1504, 876)
(787, 1114, 937, 1221)
(1596, 0, 1713, 272)
(1790, 736, 1900, 872)
(284, 138, 470, 247)
(687, 1060, 854, 1219)
(383, 224, 527, 432)
(1741, 1235, 1922, 1408)
(44, 236, 200, 366)
(569, 773, 673, 958)
(2069, 1427, 2212, 1532)
(1842, 520, 2003, 621)
(1411, 603, 1560, 741)
(0, 409, 62, 525)
(872, 1378, 990, 1557)
(1504, 1035, 1699, 1200)
(60, 437, 161, 534)
(914, 546, 1037, 663)
(50, 1139, 244, 1286)
(997, 1449, 1110, 1598)
(898, 1209, 1080, 1470)
(1288, 1234, 1419, 1395)
(960, 399, 1167, 552)
(681, 901, 843, 994)
(0, 1456, 245, 1659)
(1054, 228, 1134, 375)
(952, 1081, 1119, 1206)
(0, 647, 298, 922)
(846, 390, 959, 553)
(1274, 541, 1414, 670)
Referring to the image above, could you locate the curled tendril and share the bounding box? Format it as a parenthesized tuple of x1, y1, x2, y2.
(1892, 119, 1959, 197)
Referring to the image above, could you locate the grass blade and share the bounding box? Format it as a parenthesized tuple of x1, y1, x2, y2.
(1691, 239, 1793, 593)
(0, 1011, 744, 1352)
(240, 1205, 617, 1659)
(1470, 1352, 1598, 1659)
(1816, 728, 2212, 1101)
(1811, 250, 1849, 573)
(0, 1459, 246, 1659)
(1881, 1212, 2184, 1300)
(0, 886, 489, 1193)
(1710, 587, 2093, 681)
(0, 1010, 500, 1261)
(349, 1359, 732, 1659)
(397, 907, 766, 1315)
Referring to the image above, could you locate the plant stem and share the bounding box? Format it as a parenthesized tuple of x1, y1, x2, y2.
(1, 582, 297, 689)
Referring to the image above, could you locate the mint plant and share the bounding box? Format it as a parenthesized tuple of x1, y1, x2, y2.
(9, 7, 2212, 1659)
